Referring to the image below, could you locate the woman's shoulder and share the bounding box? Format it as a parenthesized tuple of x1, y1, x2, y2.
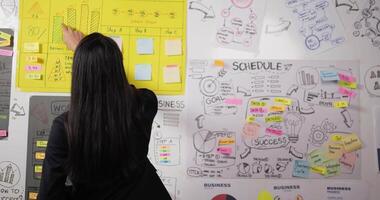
(134, 87, 158, 104)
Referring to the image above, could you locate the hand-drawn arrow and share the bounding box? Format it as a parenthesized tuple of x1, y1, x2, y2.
(189, 1, 215, 19)
(341, 109, 353, 128)
(265, 18, 292, 34)
(11, 103, 25, 116)
(335, 0, 359, 11)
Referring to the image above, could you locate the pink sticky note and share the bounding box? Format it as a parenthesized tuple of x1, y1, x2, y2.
(224, 98, 243, 105)
(25, 65, 42, 71)
(338, 87, 357, 98)
(217, 147, 232, 155)
(339, 152, 357, 169)
(0, 130, 7, 137)
(338, 72, 356, 83)
(0, 49, 13, 57)
(265, 127, 283, 136)
(250, 107, 268, 114)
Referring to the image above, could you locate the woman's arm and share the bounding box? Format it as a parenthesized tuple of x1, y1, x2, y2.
(38, 115, 70, 200)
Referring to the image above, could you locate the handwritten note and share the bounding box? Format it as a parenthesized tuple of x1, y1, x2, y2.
(0, 49, 13, 56)
(218, 138, 235, 145)
(293, 160, 309, 178)
(338, 80, 357, 89)
(135, 64, 152, 81)
(265, 127, 283, 136)
(136, 38, 154, 55)
(250, 107, 268, 114)
(339, 152, 357, 169)
(274, 97, 292, 105)
(324, 160, 341, 177)
(320, 70, 339, 82)
(342, 134, 362, 152)
(309, 149, 326, 166)
(325, 142, 344, 159)
(0, 130, 7, 137)
(250, 101, 266, 107)
(338, 87, 357, 98)
(165, 39, 182, 56)
(217, 147, 232, 155)
(24, 42, 40, 53)
(269, 105, 286, 112)
(338, 72, 356, 83)
(214, 60, 224, 67)
(224, 98, 243, 105)
(164, 65, 181, 83)
(265, 115, 283, 123)
(333, 101, 348, 108)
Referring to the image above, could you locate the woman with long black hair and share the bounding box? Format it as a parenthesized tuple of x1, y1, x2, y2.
(38, 25, 171, 199)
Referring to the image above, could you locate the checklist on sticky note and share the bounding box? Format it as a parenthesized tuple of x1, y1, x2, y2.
(24, 42, 40, 53)
(163, 65, 180, 83)
(342, 133, 362, 153)
(165, 39, 182, 56)
(134, 64, 152, 81)
(136, 38, 153, 55)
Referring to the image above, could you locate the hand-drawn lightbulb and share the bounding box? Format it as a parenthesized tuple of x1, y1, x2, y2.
(284, 112, 305, 143)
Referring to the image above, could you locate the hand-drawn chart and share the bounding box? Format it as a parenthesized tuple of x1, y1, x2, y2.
(353, 0, 380, 50)
(284, 0, 346, 53)
(17, 0, 187, 95)
(215, 0, 266, 52)
(186, 59, 361, 179)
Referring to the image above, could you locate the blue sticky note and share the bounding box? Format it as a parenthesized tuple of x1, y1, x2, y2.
(136, 38, 153, 54)
(135, 64, 152, 81)
(292, 160, 309, 178)
(320, 70, 339, 82)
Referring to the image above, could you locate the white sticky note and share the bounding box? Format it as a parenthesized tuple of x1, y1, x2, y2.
(135, 64, 152, 81)
(165, 39, 182, 56)
(110, 36, 123, 51)
(136, 38, 153, 55)
(164, 65, 181, 83)
(24, 42, 40, 53)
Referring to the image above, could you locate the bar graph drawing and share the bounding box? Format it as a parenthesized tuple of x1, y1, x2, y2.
(67, 8, 76, 28)
(80, 4, 89, 34)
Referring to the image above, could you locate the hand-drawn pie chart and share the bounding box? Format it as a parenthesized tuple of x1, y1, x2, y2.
(231, 0, 253, 8)
(193, 130, 216, 154)
(212, 194, 237, 200)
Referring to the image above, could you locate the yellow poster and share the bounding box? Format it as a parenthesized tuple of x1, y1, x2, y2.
(17, 0, 186, 95)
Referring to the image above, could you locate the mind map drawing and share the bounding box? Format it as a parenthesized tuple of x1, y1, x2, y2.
(285, 0, 346, 53)
(186, 59, 361, 179)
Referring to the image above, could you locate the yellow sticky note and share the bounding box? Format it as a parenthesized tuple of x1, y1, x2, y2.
(163, 65, 181, 83)
(338, 80, 357, 89)
(330, 134, 345, 142)
(35, 152, 46, 160)
(218, 138, 235, 145)
(26, 73, 42, 80)
(0, 31, 11, 40)
(0, 39, 10, 47)
(274, 97, 292, 105)
(250, 101, 266, 107)
(165, 39, 182, 56)
(342, 134, 362, 153)
(214, 60, 224, 67)
(36, 140, 48, 148)
(325, 142, 344, 159)
(27, 55, 39, 63)
(269, 105, 286, 112)
(34, 165, 43, 173)
(333, 101, 348, 108)
(310, 165, 327, 175)
(29, 192, 38, 200)
(257, 190, 274, 200)
(24, 42, 40, 53)
(265, 115, 283, 123)
(246, 116, 255, 123)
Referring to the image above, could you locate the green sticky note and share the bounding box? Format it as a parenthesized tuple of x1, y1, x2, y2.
(308, 149, 326, 166)
(324, 160, 341, 177)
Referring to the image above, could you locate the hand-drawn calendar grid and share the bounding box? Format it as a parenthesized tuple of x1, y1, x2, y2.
(17, 0, 186, 95)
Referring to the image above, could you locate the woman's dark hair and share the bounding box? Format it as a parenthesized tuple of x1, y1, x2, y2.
(65, 33, 143, 181)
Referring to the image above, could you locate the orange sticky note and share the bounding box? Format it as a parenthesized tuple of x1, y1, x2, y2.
(214, 60, 224, 67)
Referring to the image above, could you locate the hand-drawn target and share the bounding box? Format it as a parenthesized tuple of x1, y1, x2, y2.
(193, 130, 216, 154)
(199, 76, 219, 97)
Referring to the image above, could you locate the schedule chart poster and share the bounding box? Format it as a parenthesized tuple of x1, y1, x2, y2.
(17, 0, 187, 95)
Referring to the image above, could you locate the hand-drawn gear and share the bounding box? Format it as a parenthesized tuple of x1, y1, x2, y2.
(199, 76, 219, 97)
(308, 125, 328, 147)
